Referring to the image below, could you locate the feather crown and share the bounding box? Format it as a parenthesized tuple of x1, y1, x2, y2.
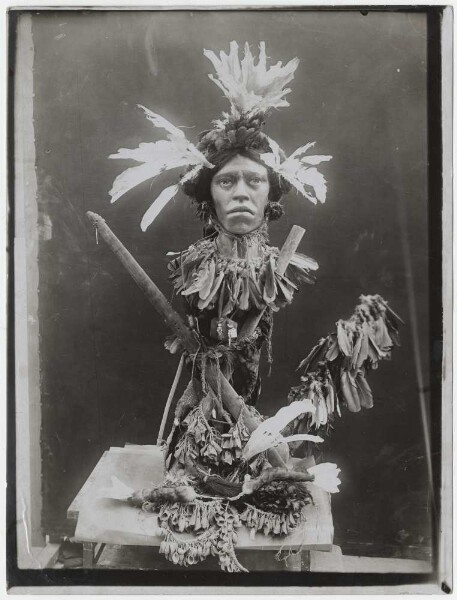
(108, 42, 332, 230)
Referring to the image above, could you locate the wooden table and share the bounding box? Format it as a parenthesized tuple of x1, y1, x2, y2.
(68, 445, 334, 571)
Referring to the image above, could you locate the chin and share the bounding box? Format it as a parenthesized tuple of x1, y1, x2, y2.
(225, 216, 260, 235)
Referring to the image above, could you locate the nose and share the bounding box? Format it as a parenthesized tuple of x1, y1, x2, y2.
(232, 178, 250, 200)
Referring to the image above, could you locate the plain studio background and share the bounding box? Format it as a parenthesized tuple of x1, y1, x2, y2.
(24, 10, 432, 560)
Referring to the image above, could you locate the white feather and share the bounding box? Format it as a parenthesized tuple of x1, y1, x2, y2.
(288, 142, 316, 160)
(289, 252, 319, 271)
(179, 163, 204, 185)
(300, 155, 333, 166)
(281, 433, 324, 444)
(109, 154, 187, 203)
(98, 475, 134, 501)
(259, 152, 277, 170)
(296, 167, 328, 203)
(140, 184, 179, 231)
(109, 109, 214, 205)
(308, 463, 341, 493)
(138, 104, 186, 139)
(242, 400, 315, 461)
(259, 137, 331, 205)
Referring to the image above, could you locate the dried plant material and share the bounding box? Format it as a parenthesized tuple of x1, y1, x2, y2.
(238, 467, 314, 497)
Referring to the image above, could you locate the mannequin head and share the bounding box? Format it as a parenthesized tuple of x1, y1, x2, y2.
(182, 146, 291, 230)
(210, 155, 270, 235)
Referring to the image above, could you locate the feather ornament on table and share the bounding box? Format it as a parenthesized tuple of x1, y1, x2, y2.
(242, 400, 323, 461)
(260, 137, 332, 204)
(109, 106, 214, 230)
(98, 475, 134, 501)
(307, 463, 341, 493)
(204, 41, 299, 118)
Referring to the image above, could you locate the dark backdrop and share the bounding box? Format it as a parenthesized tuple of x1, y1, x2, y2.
(32, 10, 431, 557)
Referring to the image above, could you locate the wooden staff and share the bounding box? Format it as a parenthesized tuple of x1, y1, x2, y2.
(86, 211, 200, 353)
(86, 212, 303, 468)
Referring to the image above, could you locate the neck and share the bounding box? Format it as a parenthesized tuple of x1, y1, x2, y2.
(214, 222, 269, 260)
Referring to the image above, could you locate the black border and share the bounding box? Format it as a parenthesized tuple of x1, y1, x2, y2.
(7, 5, 445, 590)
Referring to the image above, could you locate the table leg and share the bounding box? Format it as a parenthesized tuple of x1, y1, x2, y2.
(285, 550, 310, 571)
(82, 542, 96, 568)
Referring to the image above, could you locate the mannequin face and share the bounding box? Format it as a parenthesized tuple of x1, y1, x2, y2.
(210, 155, 270, 235)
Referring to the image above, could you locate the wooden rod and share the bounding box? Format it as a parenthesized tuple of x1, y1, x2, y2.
(86, 211, 199, 353)
(275, 225, 306, 276)
(157, 353, 185, 445)
(86, 212, 288, 468)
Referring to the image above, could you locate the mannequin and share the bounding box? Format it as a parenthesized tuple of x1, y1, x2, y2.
(103, 42, 398, 573)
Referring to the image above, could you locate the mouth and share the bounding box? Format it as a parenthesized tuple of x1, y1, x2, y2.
(227, 207, 255, 215)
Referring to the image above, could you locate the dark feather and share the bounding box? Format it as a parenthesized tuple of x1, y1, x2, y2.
(356, 372, 374, 409)
(337, 320, 353, 356)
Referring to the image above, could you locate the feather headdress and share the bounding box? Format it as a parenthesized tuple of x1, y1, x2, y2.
(203, 41, 299, 118)
(109, 42, 332, 230)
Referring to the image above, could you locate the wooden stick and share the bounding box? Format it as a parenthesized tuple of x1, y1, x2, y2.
(157, 353, 185, 445)
(238, 225, 305, 340)
(86, 212, 287, 468)
(86, 212, 199, 353)
(275, 225, 306, 277)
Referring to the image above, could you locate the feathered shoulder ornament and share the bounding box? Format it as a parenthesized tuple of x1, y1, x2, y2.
(108, 42, 332, 230)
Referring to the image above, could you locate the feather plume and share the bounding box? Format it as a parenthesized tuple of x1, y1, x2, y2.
(140, 184, 179, 231)
(242, 400, 316, 461)
(260, 137, 331, 204)
(109, 152, 188, 204)
(138, 104, 186, 140)
(204, 41, 299, 117)
(109, 107, 214, 215)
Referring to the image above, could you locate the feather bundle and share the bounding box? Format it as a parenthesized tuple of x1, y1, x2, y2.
(286, 294, 403, 440)
(109, 106, 214, 229)
(204, 41, 299, 117)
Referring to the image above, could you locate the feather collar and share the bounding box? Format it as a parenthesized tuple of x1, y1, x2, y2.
(168, 233, 318, 315)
